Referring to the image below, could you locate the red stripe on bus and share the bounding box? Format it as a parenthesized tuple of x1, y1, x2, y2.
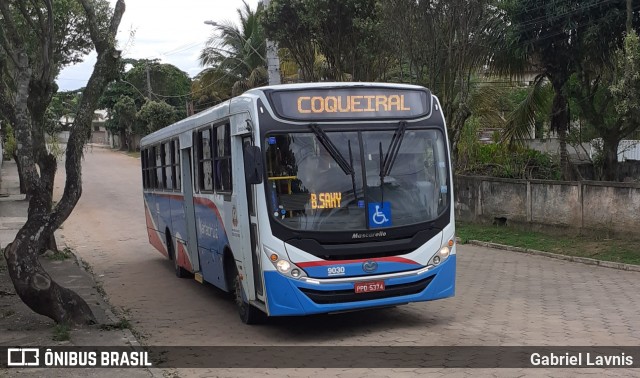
(177, 241, 193, 272)
(148, 193, 228, 238)
(145, 207, 168, 257)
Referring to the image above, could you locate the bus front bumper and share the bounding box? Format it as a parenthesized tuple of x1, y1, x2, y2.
(263, 254, 456, 316)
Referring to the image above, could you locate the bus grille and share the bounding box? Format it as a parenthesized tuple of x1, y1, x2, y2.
(298, 275, 435, 304)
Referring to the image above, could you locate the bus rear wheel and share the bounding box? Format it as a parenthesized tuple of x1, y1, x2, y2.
(232, 267, 265, 325)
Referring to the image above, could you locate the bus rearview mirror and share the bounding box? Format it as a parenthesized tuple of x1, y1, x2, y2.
(244, 145, 264, 185)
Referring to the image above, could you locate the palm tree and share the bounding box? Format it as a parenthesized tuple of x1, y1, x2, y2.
(200, 1, 267, 96)
(491, 0, 630, 180)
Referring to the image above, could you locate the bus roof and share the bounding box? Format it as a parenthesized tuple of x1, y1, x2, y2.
(140, 82, 432, 147)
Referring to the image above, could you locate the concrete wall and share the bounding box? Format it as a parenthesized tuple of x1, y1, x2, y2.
(455, 175, 640, 236)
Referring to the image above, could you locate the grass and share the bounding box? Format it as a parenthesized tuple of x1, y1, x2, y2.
(46, 247, 74, 261)
(1, 309, 16, 319)
(126, 151, 141, 159)
(457, 222, 640, 265)
(52, 323, 71, 341)
(100, 318, 131, 331)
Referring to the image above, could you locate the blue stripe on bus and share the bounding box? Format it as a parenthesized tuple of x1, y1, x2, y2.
(264, 254, 456, 316)
(144, 192, 231, 291)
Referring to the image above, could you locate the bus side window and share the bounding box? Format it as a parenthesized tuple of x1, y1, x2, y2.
(173, 140, 181, 191)
(198, 128, 214, 191)
(164, 142, 173, 190)
(156, 145, 165, 190)
(214, 123, 232, 193)
(151, 146, 158, 189)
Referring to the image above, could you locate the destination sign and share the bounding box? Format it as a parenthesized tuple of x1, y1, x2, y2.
(268, 87, 431, 121)
(310, 192, 342, 209)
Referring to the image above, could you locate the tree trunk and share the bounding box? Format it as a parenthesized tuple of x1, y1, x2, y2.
(4, 233, 95, 325)
(550, 83, 571, 180)
(11, 151, 27, 195)
(602, 138, 620, 181)
(119, 130, 127, 150)
(2, 0, 126, 326)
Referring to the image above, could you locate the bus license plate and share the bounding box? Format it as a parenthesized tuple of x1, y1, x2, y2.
(354, 281, 385, 294)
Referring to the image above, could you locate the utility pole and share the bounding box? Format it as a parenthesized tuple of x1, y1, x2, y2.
(263, 0, 281, 85)
(145, 62, 152, 99)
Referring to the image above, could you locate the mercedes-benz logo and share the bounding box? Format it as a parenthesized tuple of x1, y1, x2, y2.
(362, 260, 378, 273)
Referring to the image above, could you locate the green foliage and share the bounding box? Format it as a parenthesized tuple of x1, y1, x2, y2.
(98, 59, 190, 140)
(124, 60, 191, 117)
(137, 100, 178, 134)
(2, 123, 16, 159)
(52, 323, 71, 341)
(190, 68, 236, 113)
(458, 119, 560, 180)
(45, 90, 82, 134)
(46, 247, 74, 261)
(263, 0, 389, 82)
(457, 222, 640, 265)
(201, 1, 267, 96)
(503, 78, 554, 144)
(610, 31, 640, 136)
(99, 318, 131, 331)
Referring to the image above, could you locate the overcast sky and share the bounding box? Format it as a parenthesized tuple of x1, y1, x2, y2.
(56, 0, 260, 91)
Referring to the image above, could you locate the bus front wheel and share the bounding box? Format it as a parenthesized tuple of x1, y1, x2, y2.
(232, 267, 264, 325)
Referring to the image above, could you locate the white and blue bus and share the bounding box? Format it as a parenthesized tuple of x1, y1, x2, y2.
(140, 83, 456, 324)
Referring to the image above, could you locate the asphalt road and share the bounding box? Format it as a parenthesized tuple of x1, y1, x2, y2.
(54, 147, 640, 377)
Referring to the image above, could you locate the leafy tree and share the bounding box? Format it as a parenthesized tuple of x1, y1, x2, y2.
(99, 58, 190, 144)
(200, 1, 267, 95)
(190, 67, 235, 113)
(106, 95, 138, 151)
(0, 0, 125, 325)
(262, 0, 318, 81)
(137, 100, 178, 133)
(263, 0, 391, 82)
(46, 90, 82, 134)
(378, 0, 500, 158)
(124, 59, 191, 118)
(570, 31, 640, 181)
(495, 0, 630, 179)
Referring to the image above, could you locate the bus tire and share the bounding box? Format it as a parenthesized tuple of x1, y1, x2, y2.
(166, 231, 189, 278)
(232, 266, 265, 325)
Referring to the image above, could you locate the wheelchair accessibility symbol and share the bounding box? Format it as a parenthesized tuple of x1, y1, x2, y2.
(368, 202, 392, 228)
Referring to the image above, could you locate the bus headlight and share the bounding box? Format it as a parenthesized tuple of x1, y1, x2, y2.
(276, 260, 291, 273)
(430, 240, 453, 266)
(264, 245, 307, 279)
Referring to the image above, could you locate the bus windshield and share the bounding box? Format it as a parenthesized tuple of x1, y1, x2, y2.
(264, 128, 449, 232)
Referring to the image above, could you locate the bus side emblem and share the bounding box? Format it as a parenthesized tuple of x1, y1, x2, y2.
(232, 206, 238, 228)
(362, 260, 378, 273)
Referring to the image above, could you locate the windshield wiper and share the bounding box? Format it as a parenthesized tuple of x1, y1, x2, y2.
(378, 121, 408, 205)
(308, 124, 354, 176)
(380, 121, 408, 184)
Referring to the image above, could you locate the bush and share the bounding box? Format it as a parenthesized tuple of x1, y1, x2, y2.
(459, 139, 560, 180)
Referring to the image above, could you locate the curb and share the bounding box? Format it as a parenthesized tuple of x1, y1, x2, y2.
(69, 249, 143, 348)
(70, 250, 163, 377)
(466, 240, 640, 272)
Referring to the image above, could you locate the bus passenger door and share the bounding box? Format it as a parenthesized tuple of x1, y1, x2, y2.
(180, 146, 200, 273)
(243, 137, 264, 301)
